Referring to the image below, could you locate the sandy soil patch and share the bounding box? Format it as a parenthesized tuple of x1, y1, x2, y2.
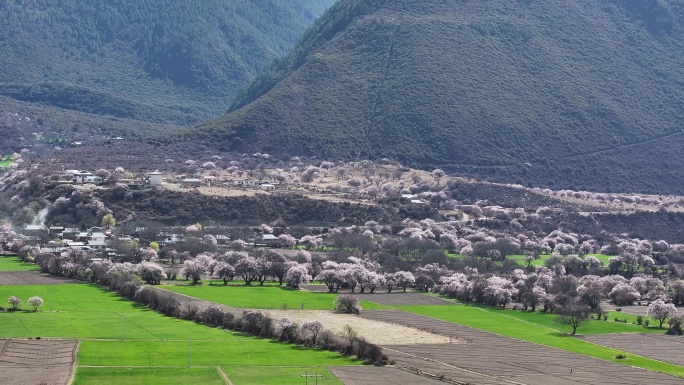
(261, 310, 454, 346)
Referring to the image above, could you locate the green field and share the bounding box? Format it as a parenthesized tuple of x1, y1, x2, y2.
(398, 304, 684, 378)
(73, 368, 227, 385)
(0, 255, 39, 271)
(0, 154, 14, 170)
(0, 284, 355, 384)
(448, 253, 615, 267)
(223, 366, 341, 385)
(163, 284, 389, 311)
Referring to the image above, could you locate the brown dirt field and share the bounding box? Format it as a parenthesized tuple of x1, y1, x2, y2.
(262, 310, 453, 346)
(363, 310, 684, 385)
(0, 339, 78, 385)
(582, 333, 684, 366)
(0, 271, 76, 286)
(328, 366, 447, 385)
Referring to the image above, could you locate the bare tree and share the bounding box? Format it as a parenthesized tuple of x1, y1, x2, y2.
(342, 324, 358, 347)
(554, 303, 591, 335)
(299, 320, 324, 346)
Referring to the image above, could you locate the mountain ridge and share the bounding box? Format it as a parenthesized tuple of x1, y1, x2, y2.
(0, 0, 335, 135)
(186, 0, 684, 194)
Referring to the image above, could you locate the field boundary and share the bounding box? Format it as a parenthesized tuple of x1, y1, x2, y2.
(216, 366, 234, 385)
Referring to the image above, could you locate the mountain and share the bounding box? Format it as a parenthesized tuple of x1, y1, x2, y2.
(191, 0, 684, 194)
(0, 0, 335, 135)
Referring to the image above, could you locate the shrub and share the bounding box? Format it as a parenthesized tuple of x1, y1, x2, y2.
(636, 315, 643, 325)
(667, 313, 684, 335)
(195, 306, 228, 327)
(335, 295, 361, 314)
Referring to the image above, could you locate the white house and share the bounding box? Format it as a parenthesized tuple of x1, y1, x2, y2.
(147, 172, 163, 186)
(84, 175, 102, 184)
(259, 183, 276, 191)
(72, 171, 93, 184)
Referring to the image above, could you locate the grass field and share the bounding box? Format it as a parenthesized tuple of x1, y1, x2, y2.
(223, 366, 341, 385)
(163, 284, 389, 310)
(0, 154, 14, 170)
(398, 304, 684, 378)
(0, 284, 356, 384)
(509, 253, 614, 266)
(73, 368, 227, 385)
(447, 253, 616, 267)
(0, 255, 39, 271)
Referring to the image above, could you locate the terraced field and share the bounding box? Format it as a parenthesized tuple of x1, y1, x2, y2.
(0, 339, 78, 385)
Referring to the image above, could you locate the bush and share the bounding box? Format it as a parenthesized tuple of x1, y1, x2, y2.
(636, 315, 643, 325)
(335, 295, 361, 314)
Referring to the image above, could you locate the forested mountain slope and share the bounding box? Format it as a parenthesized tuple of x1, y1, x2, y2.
(0, 0, 335, 134)
(192, 0, 684, 194)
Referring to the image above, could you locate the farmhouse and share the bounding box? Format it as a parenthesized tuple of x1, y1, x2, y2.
(84, 175, 102, 184)
(23, 224, 46, 235)
(147, 171, 164, 186)
(233, 179, 257, 187)
(261, 234, 279, 246)
(72, 171, 93, 184)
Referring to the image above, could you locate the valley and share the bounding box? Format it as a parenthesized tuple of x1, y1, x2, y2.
(3, 0, 684, 384)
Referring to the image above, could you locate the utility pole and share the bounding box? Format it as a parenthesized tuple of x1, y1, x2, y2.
(301, 372, 322, 385)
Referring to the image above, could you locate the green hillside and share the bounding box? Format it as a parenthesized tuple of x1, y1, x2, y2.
(191, 0, 684, 194)
(0, 0, 335, 133)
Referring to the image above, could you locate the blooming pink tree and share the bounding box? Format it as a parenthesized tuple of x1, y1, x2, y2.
(394, 271, 415, 292)
(179, 260, 206, 284)
(235, 255, 260, 285)
(609, 283, 641, 306)
(8, 296, 21, 310)
(647, 299, 678, 328)
(138, 261, 166, 284)
(214, 262, 235, 285)
(483, 276, 516, 308)
(278, 234, 297, 248)
(285, 263, 312, 289)
(141, 247, 158, 262)
(203, 234, 218, 245)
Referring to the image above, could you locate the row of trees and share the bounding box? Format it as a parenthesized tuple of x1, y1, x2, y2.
(28, 249, 387, 364)
(135, 287, 385, 363)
